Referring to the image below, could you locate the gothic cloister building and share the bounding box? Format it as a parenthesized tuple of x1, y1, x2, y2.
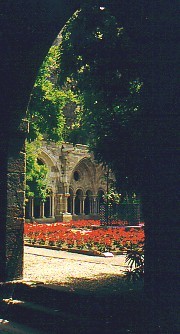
(26, 142, 108, 222)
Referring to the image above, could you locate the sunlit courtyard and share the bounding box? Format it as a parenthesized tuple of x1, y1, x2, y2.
(23, 245, 127, 288)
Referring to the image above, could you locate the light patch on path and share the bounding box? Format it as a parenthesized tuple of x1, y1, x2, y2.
(23, 246, 127, 285)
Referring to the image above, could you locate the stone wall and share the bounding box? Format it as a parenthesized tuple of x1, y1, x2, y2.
(26, 142, 109, 222)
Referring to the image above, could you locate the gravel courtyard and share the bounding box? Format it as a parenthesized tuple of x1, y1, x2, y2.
(23, 246, 128, 291)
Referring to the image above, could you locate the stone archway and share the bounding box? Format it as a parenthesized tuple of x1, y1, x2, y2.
(69, 157, 106, 218)
(0, 1, 80, 282)
(0, 3, 178, 331)
(26, 149, 58, 221)
(75, 189, 83, 215)
(84, 190, 93, 215)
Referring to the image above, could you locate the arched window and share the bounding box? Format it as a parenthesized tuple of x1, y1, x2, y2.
(84, 190, 92, 215)
(75, 189, 83, 214)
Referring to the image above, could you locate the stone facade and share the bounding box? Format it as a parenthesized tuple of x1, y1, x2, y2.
(26, 142, 108, 222)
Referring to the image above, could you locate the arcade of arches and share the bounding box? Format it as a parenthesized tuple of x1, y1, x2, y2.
(26, 142, 108, 222)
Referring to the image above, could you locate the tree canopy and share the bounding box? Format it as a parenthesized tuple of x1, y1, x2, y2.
(26, 44, 81, 199)
(58, 4, 143, 193)
(27, 3, 145, 196)
(27, 45, 80, 142)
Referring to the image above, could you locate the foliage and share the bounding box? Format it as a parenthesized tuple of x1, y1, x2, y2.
(26, 138, 49, 200)
(26, 4, 144, 199)
(124, 243, 144, 281)
(27, 45, 80, 142)
(26, 46, 81, 199)
(104, 188, 122, 205)
(58, 4, 143, 193)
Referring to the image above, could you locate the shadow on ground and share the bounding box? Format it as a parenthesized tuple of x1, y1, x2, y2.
(58, 272, 143, 294)
(0, 274, 146, 333)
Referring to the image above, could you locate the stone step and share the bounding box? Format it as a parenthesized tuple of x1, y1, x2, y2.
(0, 319, 45, 334)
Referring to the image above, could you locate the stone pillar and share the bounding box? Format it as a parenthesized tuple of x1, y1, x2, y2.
(64, 194, 69, 213)
(39, 200, 45, 218)
(96, 198, 100, 214)
(48, 195, 52, 217)
(89, 197, 93, 214)
(81, 196, 86, 215)
(72, 196, 76, 215)
(48, 194, 55, 218)
(55, 194, 63, 215)
(79, 198, 82, 214)
(28, 197, 34, 219)
(0, 119, 28, 281)
(92, 196, 97, 214)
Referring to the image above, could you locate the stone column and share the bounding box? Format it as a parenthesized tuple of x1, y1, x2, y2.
(48, 195, 52, 217)
(0, 119, 28, 281)
(29, 197, 34, 219)
(55, 194, 63, 215)
(72, 196, 76, 215)
(81, 196, 86, 215)
(64, 194, 69, 213)
(89, 197, 93, 214)
(51, 194, 55, 218)
(94, 198, 97, 215)
(96, 198, 100, 214)
(39, 200, 45, 218)
(48, 195, 55, 218)
(92, 196, 97, 214)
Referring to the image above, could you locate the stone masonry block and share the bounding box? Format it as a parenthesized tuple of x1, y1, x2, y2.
(17, 119, 29, 137)
(6, 205, 24, 219)
(8, 151, 26, 173)
(7, 172, 26, 193)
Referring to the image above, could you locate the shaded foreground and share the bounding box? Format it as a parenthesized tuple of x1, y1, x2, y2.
(0, 246, 147, 333)
(0, 277, 144, 334)
(1, 247, 178, 333)
(1, 248, 178, 333)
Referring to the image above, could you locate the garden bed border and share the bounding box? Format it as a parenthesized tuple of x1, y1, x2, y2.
(24, 242, 126, 256)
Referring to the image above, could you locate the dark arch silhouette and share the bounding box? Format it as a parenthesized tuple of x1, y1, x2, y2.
(0, 0, 80, 283)
(75, 189, 83, 215)
(0, 2, 178, 332)
(84, 190, 93, 215)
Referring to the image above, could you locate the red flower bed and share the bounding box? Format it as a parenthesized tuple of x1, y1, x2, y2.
(24, 220, 144, 253)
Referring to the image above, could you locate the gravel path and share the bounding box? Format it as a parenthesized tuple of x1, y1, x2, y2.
(23, 246, 127, 289)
